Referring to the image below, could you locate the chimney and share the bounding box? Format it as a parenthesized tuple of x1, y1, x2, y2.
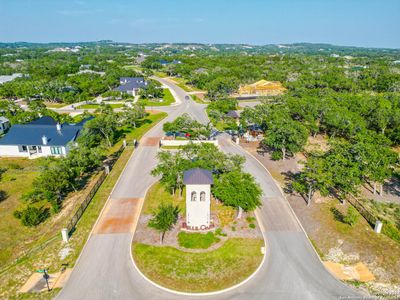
(56, 123, 62, 131)
(42, 135, 48, 145)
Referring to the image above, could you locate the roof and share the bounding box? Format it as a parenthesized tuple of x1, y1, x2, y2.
(183, 168, 213, 185)
(28, 116, 57, 125)
(115, 77, 147, 92)
(0, 116, 9, 123)
(226, 110, 240, 118)
(0, 116, 84, 146)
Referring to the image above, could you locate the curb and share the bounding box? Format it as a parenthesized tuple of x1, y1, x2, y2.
(231, 140, 362, 294)
(129, 204, 267, 297)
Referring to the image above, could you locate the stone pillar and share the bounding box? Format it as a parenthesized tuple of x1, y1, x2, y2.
(374, 220, 383, 234)
(61, 228, 69, 243)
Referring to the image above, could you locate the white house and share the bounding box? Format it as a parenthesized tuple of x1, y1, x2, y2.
(0, 116, 89, 158)
(0, 116, 10, 134)
(183, 168, 214, 230)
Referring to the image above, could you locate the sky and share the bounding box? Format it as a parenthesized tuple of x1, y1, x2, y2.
(0, 0, 399, 48)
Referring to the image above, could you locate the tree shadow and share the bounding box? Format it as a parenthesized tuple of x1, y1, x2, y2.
(0, 190, 8, 202)
(330, 207, 345, 223)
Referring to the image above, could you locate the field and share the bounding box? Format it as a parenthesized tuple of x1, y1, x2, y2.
(133, 238, 264, 292)
(142, 182, 185, 215)
(0, 112, 167, 299)
(138, 88, 175, 106)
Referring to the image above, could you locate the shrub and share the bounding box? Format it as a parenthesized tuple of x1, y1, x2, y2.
(215, 227, 227, 237)
(343, 206, 359, 226)
(249, 223, 256, 229)
(14, 206, 50, 227)
(381, 221, 400, 243)
(246, 216, 256, 223)
(231, 226, 236, 231)
(178, 232, 220, 249)
(271, 151, 283, 161)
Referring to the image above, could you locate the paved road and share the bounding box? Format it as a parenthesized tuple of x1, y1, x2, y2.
(57, 78, 360, 300)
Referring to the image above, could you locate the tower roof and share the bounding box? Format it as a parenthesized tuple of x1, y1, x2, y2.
(183, 168, 213, 185)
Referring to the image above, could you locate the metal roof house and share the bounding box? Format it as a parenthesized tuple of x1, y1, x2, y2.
(0, 116, 10, 134)
(0, 116, 88, 158)
(114, 77, 148, 96)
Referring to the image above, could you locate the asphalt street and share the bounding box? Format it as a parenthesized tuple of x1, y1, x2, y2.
(57, 78, 360, 300)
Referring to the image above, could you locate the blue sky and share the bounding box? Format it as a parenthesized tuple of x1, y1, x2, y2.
(0, 0, 399, 48)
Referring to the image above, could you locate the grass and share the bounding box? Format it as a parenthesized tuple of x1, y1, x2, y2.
(138, 88, 175, 106)
(177, 232, 220, 249)
(132, 238, 264, 292)
(160, 145, 183, 150)
(0, 112, 167, 299)
(142, 182, 185, 215)
(79, 103, 125, 109)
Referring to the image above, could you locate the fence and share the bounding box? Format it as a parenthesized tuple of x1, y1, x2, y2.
(347, 193, 377, 227)
(66, 143, 126, 234)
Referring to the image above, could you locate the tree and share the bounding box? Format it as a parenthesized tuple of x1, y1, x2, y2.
(148, 203, 180, 244)
(85, 107, 118, 147)
(212, 171, 262, 218)
(292, 154, 332, 206)
(262, 116, 309, 160)
(122, 103, 145, 128)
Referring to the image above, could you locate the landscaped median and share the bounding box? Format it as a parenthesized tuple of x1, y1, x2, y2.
(132, 238, 264, 293)
(131, 181, 266, 294)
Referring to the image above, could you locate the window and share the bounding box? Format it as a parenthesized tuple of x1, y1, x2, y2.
(51, 146, 62, 155)
(19, 145, 28, 152)
(191, 191, 197, 202)
(38, 146, 42, 153)
(200, 191, 206, 202)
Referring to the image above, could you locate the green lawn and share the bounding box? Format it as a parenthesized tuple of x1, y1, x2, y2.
(0, 112, 167, 299)
(79, 103, 125, 109)
(139, 88, 175, 106)
(142, 182, 185, 215)
(133, 238, 264, 292)
(178, 232, 220, 249)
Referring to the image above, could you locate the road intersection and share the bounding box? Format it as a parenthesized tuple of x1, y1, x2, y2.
(57, 78, 360, 300)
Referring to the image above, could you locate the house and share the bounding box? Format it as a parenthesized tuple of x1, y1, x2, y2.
(0, 73, 24, 84)
(0, 116, 10, 134)
(114, 77, 148, 96)
(183, 168, 214, 231)
(238, 80, 286, 96)
(0, 116, 88, 158)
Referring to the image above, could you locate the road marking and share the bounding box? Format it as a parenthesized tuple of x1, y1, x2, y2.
(141, 137, 161, 147)
(94, 198, 142, 234)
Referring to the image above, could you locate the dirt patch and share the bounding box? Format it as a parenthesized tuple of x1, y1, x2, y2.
(94, 198, 141, 234)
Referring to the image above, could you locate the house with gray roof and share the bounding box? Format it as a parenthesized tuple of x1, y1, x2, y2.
(0, 116, 10, 134)
(0, 116, 88, 158)
(114, 77, 148, 96)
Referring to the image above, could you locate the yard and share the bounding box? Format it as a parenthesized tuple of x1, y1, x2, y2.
(138, 88, 175, 106)
(0, 112, 167, 299)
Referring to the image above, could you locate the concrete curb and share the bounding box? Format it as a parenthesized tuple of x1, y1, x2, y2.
(232, 141, 362, 294)
(129, 202, 267, 297)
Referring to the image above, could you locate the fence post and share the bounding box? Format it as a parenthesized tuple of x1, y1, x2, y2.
(374, 220, 383, 234)
(61, 228, 69, 242)
(123, 139, 127, 148)
(104, 164, 110, 175)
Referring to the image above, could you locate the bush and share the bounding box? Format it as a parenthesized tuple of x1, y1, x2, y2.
(14, 206, 50, 227)
(343, 206, 359, 226)
(381, 221, 400, 243)
(246, 216, 256, 223)
(271, 151, 283, 161)
(178, 232, 220, 249)
(249, 223, 256, 229)
(215, 227, 227, 237)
